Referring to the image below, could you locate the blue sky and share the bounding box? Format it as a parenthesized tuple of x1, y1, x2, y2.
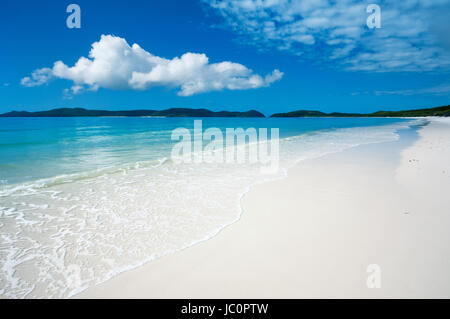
(1, 0, 449, 116)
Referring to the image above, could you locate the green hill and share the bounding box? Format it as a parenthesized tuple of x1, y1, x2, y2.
(0, 107, 265, 118)
(270, 105, 450, 118)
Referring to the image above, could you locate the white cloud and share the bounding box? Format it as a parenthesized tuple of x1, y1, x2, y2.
(21, 34, 283, 96)
(375, 83, 450, 96)
(21, 68, 53, 87)
(204, 0, 450, 72)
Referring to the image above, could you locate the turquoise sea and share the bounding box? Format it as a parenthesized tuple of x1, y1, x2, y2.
(0, 117, 410, 185)
(0, 117, 420, 298)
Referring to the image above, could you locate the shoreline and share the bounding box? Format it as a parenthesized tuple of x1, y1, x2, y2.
(76, 118, 450, 298)
(69, 120, 413, 298)
(1, 118, 414, 298)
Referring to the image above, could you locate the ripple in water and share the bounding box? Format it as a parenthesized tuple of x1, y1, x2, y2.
(0, 120, 420, 298)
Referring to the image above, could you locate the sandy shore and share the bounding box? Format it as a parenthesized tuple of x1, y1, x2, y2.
(76, 118, 450, 298)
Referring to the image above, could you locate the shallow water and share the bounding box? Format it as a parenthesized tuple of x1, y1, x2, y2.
(0, 117, 420, 298)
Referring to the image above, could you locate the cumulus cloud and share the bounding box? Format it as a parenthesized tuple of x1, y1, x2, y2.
(204, 0, 450, 72)
(21, 34, 283, 96)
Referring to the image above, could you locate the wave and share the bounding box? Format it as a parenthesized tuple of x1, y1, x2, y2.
(0, 119, 423, 298)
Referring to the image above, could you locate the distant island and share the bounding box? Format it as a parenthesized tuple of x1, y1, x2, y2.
(1, 105, 449, 118)
(0, 107, 265, 118)
(271, 105, 450, 118)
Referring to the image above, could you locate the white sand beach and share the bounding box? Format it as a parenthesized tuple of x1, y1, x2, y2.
(76, 118, 450, 299)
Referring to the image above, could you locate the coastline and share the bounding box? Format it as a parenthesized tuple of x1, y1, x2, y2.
(76, 118, 450, 298)
(0, 117, 414, 298)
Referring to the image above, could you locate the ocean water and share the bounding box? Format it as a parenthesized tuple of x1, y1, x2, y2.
(0, 117, 421, 298)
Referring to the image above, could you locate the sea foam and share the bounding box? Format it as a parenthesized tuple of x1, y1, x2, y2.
(0, 119, 422, 298)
